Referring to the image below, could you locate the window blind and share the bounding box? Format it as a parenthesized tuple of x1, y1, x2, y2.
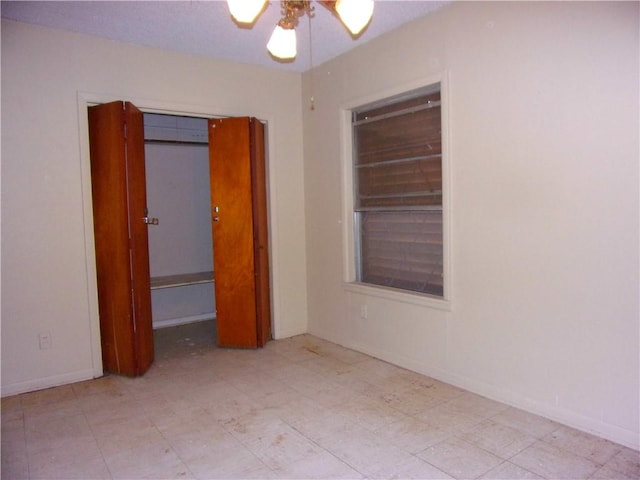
(354, 88, 443, 296)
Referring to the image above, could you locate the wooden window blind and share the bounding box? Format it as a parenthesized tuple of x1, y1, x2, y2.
(354, 87, 443, 296)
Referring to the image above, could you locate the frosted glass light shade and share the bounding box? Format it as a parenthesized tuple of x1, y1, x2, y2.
(335, 0, 374, 35)
(227, 0, 267, 24)
(267, 25, 297, 59)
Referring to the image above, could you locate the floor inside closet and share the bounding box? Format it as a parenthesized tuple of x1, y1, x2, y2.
(154, 319, 218, 361)
(1, 322, 638, 480)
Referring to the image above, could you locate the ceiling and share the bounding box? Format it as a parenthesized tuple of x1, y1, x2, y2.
(1, 0, 450, 72)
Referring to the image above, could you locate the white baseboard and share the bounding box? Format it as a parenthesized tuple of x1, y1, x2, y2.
(1, 369, 98, 398)
(152, 312, 216, 330)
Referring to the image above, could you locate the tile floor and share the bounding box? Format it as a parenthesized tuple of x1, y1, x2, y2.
(2, 320, 639, 479)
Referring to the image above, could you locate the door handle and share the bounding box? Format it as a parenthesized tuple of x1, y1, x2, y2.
(212, 216, 220, 222)
(143, 217, 159, 225)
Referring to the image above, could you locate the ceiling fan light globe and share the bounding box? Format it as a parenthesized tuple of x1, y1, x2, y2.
(335, 0, 374, 35)
(227, 0, 267, 24)
(267, 25, 297, 59)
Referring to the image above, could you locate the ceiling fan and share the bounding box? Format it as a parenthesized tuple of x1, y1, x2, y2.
(226, 0, 375, 60)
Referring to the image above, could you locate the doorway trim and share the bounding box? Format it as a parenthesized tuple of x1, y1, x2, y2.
(77, 91, 279, 378)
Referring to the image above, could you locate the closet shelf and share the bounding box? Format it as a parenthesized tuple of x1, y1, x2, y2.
(150, 271, 214, 290)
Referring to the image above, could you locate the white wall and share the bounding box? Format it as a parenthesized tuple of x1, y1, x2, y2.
(302, 1, 639, 449)
(1, 19, 309, 395)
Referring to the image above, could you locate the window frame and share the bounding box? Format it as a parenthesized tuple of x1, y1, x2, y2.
(340, 75, 452, 311)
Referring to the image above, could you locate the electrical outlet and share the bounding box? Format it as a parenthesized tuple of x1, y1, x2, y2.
(38, 332, 52, 350)
(360, 304, 368, 319)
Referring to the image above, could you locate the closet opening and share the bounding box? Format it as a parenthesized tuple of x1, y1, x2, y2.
(143, 113, 217, 343)
(88, 101, 272, 376)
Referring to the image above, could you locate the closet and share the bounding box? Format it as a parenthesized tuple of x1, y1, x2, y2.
(88, 101, 271, 377)
(143, 114, 215, 330)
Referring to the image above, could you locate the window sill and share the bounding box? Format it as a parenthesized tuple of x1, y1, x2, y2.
(343, 282, 451, 311)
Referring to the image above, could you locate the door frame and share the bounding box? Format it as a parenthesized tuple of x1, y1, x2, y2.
(77, 92, 278, 378)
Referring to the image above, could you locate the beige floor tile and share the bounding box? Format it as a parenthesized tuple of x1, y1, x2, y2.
(136, 398, 184, 430)
(1, 394, 23, 411)
(479, 461, 544, 479)
(244, 423, 326, 471)
(186, 385, 254, 412)
(1, 395, 24, 424)
(262, 389, 324, 420)
(89, 417, 160, 448)
(332, 394, 411, 431)
(94, 419, 165, 457)
(272, 450, 364, 479)
(330, 368, 384, 397)
(228, 371, 290, 396)
(416, 402, 485, 433)
(200, 390, 260, 423)
(301, 355, 357, 377)
(542, 425, 622, 464)
(267, 338, 330, 363)
(71, 374, 129, 398)
(22, 396, 82, 424)
(603, 447, 640, 478)
(246, 349, 298, 371)
(446, 392, 511, 419)
(81, 394, 144, 426)
(181, 441, 275, 479)
(25, 424, 108, 479)
(417, 437, 504, 479)
(317, 422, 414, 477)
(25, 413, 93, 446)
(1, 440, 29, 480)
(220, 408, 286, 444)
(290, 377, 360, 408)
(19, 384, 76, 408)
(460, 419, 538, 459)
(376, 386, 445, 416)
(27, 433, 102, 464)
(373, 416, 455, 453)
(352, 358, 412, 391)
(1, 414, 25, 438)
(265, 361, 320, 382)
(102, 438, 191, 479)
(279, 402, 355, 444)
(405, 377, 466, 402)
(590, 463, 640, 480)
(491, 407, 561, 439)
(28, 451, 112, 480)
(269, 366, 331, 400)
(250, 384, 305, 410)
(369, 455, 454, 480)
(118, 375, 172, 399)
(510, 440, 600, 479)
(160, 416, 240, 462)
(314, 341, 372, 365)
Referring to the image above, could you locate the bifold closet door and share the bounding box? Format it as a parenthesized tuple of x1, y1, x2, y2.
(209, 117, 271, 348)
(88, 101, 154, 376)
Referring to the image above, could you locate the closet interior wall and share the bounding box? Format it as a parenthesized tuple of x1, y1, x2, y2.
(143, 114, 215, 329)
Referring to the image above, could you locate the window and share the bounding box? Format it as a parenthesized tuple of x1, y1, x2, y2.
(353, 84, 443, 297)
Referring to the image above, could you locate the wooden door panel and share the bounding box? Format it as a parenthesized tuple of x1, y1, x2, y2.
(249, 120, 271, 346)
(88, 101, 153, 376)
(89, 102, 137, 374)
(123, 102, 154, 373)
(209, 117, 258, 348)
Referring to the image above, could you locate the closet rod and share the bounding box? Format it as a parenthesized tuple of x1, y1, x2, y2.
(144, 139, 208, 146)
